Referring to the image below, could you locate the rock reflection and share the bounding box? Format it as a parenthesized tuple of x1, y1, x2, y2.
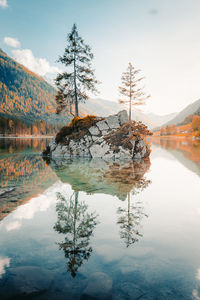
(50, 157, 151, 201)
(54, 191, 98, 277)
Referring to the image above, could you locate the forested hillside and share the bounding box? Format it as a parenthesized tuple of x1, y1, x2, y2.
(0, 49, 56, 121)
(162, 98, 200, 127)
(0, 49, 71, 135)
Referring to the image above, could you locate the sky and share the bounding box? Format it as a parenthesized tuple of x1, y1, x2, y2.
(1, 0, 200, 115)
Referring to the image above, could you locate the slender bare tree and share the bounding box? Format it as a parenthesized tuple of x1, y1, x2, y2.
(119, 62, 150, 121)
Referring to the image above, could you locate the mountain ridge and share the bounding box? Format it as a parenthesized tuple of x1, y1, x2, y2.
(161, 98, 200, 127)
(80, 98, 176, 129)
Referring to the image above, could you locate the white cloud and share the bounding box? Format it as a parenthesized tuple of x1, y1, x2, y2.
(196, 268, 200, 281)
(3, 36, 60, 77)
(0, 0, 8, 8)
(12, 48, 60, 76)
(5, 220, 21, 232)
(4, 37, 21, 48)
(0, 257, 10, 278)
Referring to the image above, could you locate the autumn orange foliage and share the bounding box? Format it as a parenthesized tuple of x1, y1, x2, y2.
(55, 115, 99, 143)
(154, 114, 200, 138)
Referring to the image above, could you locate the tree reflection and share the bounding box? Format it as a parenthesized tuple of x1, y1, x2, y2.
(52, 158, 151, 250)
(0, 137, 50, 152)
(117, 194, 148, 247)
(54, 191, 98, 277)
(117, 162, 151, 248)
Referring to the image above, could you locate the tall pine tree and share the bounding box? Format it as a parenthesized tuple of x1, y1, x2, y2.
(55, 24, 98, 117)
(119, 62, 150, 121)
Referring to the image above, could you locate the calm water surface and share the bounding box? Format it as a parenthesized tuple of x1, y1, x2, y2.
(0, 137, 200, 299)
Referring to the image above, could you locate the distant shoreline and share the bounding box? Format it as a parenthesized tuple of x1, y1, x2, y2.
(0, 136, 54, 139)
(149, 135, 200, 141)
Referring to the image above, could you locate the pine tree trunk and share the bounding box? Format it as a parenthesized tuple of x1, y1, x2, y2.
(69, 101, 72, 114)
(127, 193, 130, 246)
(129, 97, 132, 121)
(129, 69, 132, 121)
(73, 55, 79, 117)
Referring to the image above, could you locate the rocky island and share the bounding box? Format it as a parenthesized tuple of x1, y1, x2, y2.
(43, 110, 152, 161)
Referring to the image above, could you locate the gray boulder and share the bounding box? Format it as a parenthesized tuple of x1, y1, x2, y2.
(96, 120, 109, 131)
(52, 144, 63, 158)
(104, 151, 115, 160)
(102, 130, 110, 136)
(49, 137, 57, 151)
(89, 126, 100, 135)
(105, 115, 120, 129)
(133, 140, 147, 159)
(117, 146, 132, 160)
(118, 109, 129, 125)
(90, 143, 110, 158)
(92, 135, 99, 142)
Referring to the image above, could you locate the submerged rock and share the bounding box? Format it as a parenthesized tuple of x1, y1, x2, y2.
(0, 266, 53, 298)
(43, 110, 151, 161)
(82, 272, 112, 300)
(0, 187, 15, 197)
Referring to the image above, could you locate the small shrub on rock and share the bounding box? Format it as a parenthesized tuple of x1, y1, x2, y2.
(105, 121, 152, 151)
(55, 126, 73, 143)
(70, 115, 99, 130)
(56, 115, 101, 143)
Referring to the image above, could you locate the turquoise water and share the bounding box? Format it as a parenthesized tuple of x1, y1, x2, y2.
(0, 137, 200, 299)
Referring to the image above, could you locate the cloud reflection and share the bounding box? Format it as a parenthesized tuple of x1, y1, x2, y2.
(193, 289, 200, 300)
(3, 181, 67, 232)
(5, 220, 21, 232)
(0, 257, 10, 278)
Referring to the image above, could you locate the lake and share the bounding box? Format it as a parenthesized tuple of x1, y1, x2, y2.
(0, 137, 200, 300)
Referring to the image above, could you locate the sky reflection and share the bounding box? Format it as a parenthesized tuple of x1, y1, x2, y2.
(0, 139, 200, 298)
